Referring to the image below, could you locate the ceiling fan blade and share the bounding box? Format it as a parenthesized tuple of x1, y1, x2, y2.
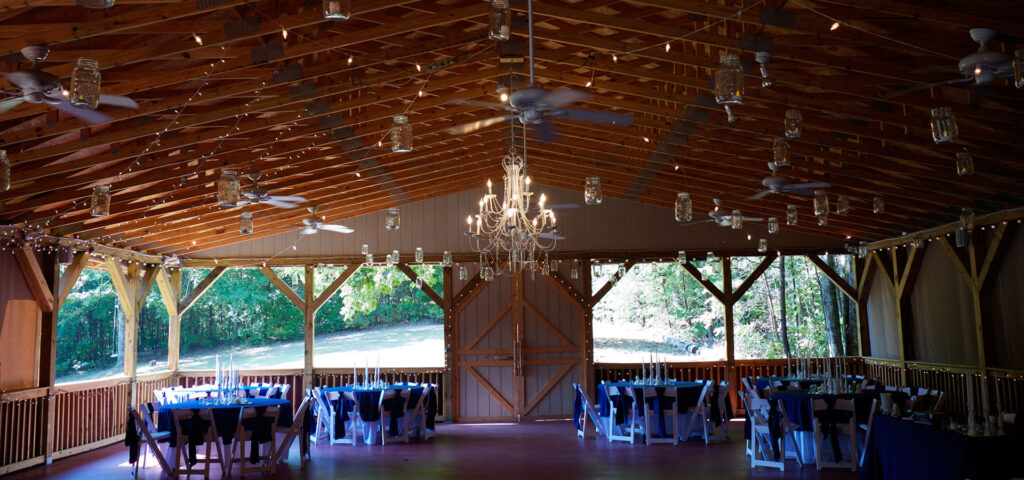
(445, 115, 515, 136)
(300, 226, 318, 235)
(745, 190, 771, 201)
(787, 189, 814, 196)
(0, 96, 25, 113)
(537, 232, 566, 240)
(545, 203, 579, 210)
(236, 199, 251, 207)
(263, 199, 298, 209)
(540, 88, 589, 109)
(882, 78, 971, 99)
(266, 195, 307, 203)
(741, 216, 764, 222)
(447, 98, 509, 110)
(319, 224, 354, 233)
(532, 118, 557, 143)
(548, 108, 633, 127)
(786, 182, 831, 190)
(50, 99, 112, 124)
(98, 94, 138, 109)
(679, 219, 715, 228)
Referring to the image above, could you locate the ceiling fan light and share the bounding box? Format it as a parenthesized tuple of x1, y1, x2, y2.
(70, 58, 101, 110)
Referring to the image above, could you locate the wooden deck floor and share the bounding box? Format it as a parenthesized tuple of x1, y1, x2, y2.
(8, 420, 859, 479)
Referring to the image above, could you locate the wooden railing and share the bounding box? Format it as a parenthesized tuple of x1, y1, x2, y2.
(863, 358, 1024, 416)
(0, 387, 46, 474)
(314, 368, 446, 417)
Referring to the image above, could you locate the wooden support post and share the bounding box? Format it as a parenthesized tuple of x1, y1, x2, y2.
(155, 268, 182, 371)
(38, 249, 58, 463)
(722, 257, 736, 407)
(854, 257, 875, 357)
(442, 265, 454, 421)
(581, 259, 595, 399)
(303, 265, 315, 393)
(512, 271, 525, 422)
(14, 243, 55, 313)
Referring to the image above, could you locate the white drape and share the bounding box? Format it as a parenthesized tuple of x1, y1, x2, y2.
(909, 246, 977, 365)
(988, 229, 1024, 370)
(866, 269, 900, 359)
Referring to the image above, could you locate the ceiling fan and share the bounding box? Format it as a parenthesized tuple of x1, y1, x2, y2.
(683, 198, 763, 228)
(885, 28, 1014, 98)
(298, 206, 353, 235)
(236, 172, 307, 209)
(0, 46, 137, 123)
(746, 162, 830, 200)
(444, 0, 632, 142)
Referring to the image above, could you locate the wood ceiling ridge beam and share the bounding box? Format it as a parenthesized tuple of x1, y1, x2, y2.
(812, 0, 1024, 37)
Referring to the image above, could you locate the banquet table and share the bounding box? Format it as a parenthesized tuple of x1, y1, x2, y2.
(320, 384, 435, 443)
(755, 376, 824, 391)
(860, 414, 1024, 480)
(596, 381, 707, 439)
(157, 398, 293, 448)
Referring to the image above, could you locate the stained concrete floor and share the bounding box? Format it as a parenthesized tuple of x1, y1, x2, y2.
(9, 420, 858, 480)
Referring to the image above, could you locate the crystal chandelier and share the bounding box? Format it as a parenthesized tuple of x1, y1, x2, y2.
(465, 125, 559, 276)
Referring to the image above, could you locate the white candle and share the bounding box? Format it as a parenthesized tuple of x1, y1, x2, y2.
(353, 363, 358, 386)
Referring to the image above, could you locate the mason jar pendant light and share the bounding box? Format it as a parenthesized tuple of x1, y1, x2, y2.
(217, 170, 240, 207)
(960, 207, 975, 231)
(391, 115, 413, 152)
(836, 196, 850, 216)
(0, 149, 9, 192)
(731, 210, 743, 229)
(714, 54, 744, 104)
(786, 205, 798, 225)
(361, 244, 369, 255)
(857, 241, 868, 259)
(592, 264, 602, 278)
(442, 251, 453, 267)
(912, 235, 924, 249)
(956, 149, 974, 176)
(459, 265, 468, 280)
(488, 0, 511, 41)
(570, 264, 579, 280)
(239, 212, 254, 235)
(584, 176, 603, 205)
(773, 137, 790, 167)
(768, 217, 779, 234)
(386, 253, 394, 266)
(758, 238, 768, 253)
(929, 107, 958, 144)
(482, 266, 495, 282)
(323, 0, 351, 20)
(813, 190, 829, 217)
(91, 185, 110, 217)
(1013, 50, 1024, 89)
(784, 109, 802, 139)
(674, 192, 692, 222)
(392, 249, 400, 263)
(57, 246, 74, 266)
(415, 277, 423, 288)
(365, 253, 373, 265)
(385, 207, 400, 230)
(873, 196, 885, 214)
(70, 58, 101, 109)
(677, 250, 687, 264)
(415, 247, 424, 263)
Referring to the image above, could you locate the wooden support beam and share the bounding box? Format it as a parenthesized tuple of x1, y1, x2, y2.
(733, 252, 779, 301)
(396, 263, 444, 308)
(55, 252, 87, 312)
(545, 272, 587, 311)
(978, 223, 1010, 290)
(678, 261, 726, 303)
(312, 265, 359, 314)
(806, 254, 858, 301)
(590, 260, 635, 306)
(303, 265, 315, 393)
(155, 267, 182, 371)
(582, 258, 595, 397)
(452, 273, 485, 313)
(442, 265, 454, 421)
(177, 266, 227, 315)
(259, 266, 306, 312)
(103, 257, 137, 319)
(14, 243, 55, 313)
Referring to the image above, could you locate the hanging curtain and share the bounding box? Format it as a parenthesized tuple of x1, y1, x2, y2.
(987, 230, 1024, 370)
(866, 269, 900, 359)
(909, 246, 978, 365)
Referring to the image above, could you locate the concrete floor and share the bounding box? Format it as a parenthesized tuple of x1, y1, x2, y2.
(9, 420, 858, 480)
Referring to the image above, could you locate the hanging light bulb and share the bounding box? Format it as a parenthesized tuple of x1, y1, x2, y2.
(584, 176, 603, 205)
(784, 109, 802, 139)
(69, 58, 101, 109)
(217, 170, 240, 207)
(0, 149, 9, 192)
(459, 265, 468, 280)
(323, 0, 351, 20)
(929, 107, 958, 144)
(768, 217, 779, 234)
(674, 193, 692, 222)
(786, 205, 798, 226)
(773, 137, 790, 167)
(813, 191, 829, 217)
(90, 185, 110, 217)
(239, 212, 254, 234)
(415, 247, 424, 263)
(385, 207, 400, 230)
(955, 148, 974, 176)
(758, 238, 768, 253)
(731, 209, 743, 229)
(391, 115, 413, 152)
(1013, 50, 1024, 89)
(442, 251, 453, 267)
(488, 0, 511, 41)
(755, 51, 775, 87)
(836, 196, 850, 216)
(873, 196, 885, 214)
(714, 53, 744, 104)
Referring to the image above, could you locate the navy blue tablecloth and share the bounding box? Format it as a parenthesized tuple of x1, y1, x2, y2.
(596, 382, 705, 438)
(860, 414, 1024, 480)
(756, 376, 824, 391)
(157, 398, 292, 448)
(320, 385, 430, 438)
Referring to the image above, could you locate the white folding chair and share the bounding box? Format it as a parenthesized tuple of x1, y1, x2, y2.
(227, 406, 279, 477)
(740, 377, 760, 400)
(274, 395, 311, 464)
(128, 407, 173, 478)
(858, 398, 878, 468)
(641, 387, 678, 446)
(571, 382, 606, 439)
(705, 381, 731, 442)
(403, 386, 429, 440)
(747, 396, 788, 471)
(677, 380, 712, 442)
(380, 389, 411, 445)
(341, 391, 365, 445)
(278, 384, 291, 400)
(171, 408, 224, 479)
(812, 398, 857, 471)
(309, 387, 340, 446)
(138, 402, 171, 472)
(604, 385, 635, 443)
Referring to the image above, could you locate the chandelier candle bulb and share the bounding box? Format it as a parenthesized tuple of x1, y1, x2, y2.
(731, 210, 743, 229)
(385, 207, 400, 230)
(873, 197, 885, 214)
(217, 170, 240, 207)
(70, 58, 101, 109)
(323, 0, 350, 20)
(391, 115, 413, 152)
(488, 0, 511, 41)
(0, 149, 8, 191)
(674, 193, 692, 222)
(930, 106, 959, 144)
(773, 137, 790, 167)
(786, 205, 798, 226)
(584, 176, 603, 205)
(956, 149, 975, 176)
(714, 53, 744, 104)
(784, 109, 802, 139)
(90, 185, 110, 217)
(239, 212, 253, 234)
(768, 217, 779, 234)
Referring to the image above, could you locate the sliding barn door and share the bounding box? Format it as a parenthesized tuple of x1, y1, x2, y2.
(453, 268, 584, 422)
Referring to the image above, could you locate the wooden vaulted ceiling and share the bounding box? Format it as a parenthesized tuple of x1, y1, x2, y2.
(1, 0, 1022, 256)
